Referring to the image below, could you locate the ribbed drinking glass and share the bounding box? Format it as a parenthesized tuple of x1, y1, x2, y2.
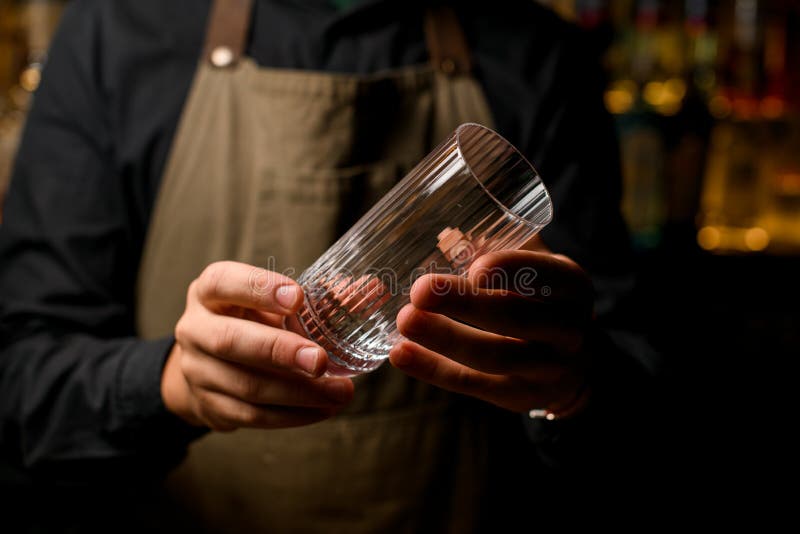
(292, 123, 553, 376)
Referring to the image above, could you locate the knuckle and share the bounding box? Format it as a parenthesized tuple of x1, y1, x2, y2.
(453, 366, 479, 392)
(248, 268, 276, 298)
(211, 323, 238, 358)
(263, 332, 291, 367)
(174, 317, 191, 343)
(197, 262, 228, 300)
(178, 353, 198, 381)
(237, 374, 263, 402)
(194, 392, 217, 420)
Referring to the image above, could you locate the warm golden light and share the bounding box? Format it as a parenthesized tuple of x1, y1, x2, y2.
(744, 227, 770, 251)
(697, 226, 772, 253)
(642, 78, 685, 115)
(643, 81, 665, 107)
(664, 78, 687, 100)
(605, 89, 634, 114)
(604, 80, 637, 115)
(697, 226, 721, 250)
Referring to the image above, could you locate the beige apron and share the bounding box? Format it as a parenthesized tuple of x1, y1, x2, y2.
(137, 1, 530, 532)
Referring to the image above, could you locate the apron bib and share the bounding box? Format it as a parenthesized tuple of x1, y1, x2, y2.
(135, 1, 532, 531)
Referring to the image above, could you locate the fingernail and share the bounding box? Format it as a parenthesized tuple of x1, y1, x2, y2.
(296, 347, 322, 375)
(276, 285, 300, 309)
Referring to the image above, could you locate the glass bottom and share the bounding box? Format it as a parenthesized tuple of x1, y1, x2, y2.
(294, 299, 388, 377)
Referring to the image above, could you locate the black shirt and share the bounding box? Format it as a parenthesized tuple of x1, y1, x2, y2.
(0, 0, 655, 497)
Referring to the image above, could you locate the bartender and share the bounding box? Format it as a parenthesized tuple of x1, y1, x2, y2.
(0, 0, 658, 531)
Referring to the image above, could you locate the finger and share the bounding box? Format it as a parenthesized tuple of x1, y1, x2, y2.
(191, 388, 337, 431)
(410, 275, 585, 351)
(468, 250, 593, 304)
(193, 261, 303, 314)
(396, 304, 569, 380)
(176, 310, 328, 377)
(220, 306, 285, 328)
(389, 340, 551, 413)
(182, 350, 354, 408)
(244, 309, 286, 328)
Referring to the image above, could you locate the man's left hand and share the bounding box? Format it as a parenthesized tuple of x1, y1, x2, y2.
(391, 248, 595, 417)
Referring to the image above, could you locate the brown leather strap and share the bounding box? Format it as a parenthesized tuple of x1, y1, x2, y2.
(201, 0, 471, 74)
(203, 0, 254, 68)
(424, 6, 473, 76)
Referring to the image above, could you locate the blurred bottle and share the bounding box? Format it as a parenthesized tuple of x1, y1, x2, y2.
(720, 0, 763, 119)
(697, 0, 766, 254)
(787, 8, 800, 112)
(698, 0, 800, 254)
(758, 8, 800, 253)
(613, 0, 669, 250)
(659, 0, 717, 251)
(685, 0, 718, 103)
(760, 6, 788, 119)
(698, 120, 768, 253)
(761, 121, 800, 253)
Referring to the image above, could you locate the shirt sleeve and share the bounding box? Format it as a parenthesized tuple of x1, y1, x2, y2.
(0, 0, 201, 485)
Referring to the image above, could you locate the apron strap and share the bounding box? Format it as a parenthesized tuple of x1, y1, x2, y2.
(201, 0, 473, 75)
(424, 6, 473, 76)
(203, 0, 254, 68)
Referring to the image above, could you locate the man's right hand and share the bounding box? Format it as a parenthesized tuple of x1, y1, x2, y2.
(161, 261, 354, 431)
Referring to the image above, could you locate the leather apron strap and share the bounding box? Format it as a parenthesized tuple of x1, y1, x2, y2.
(201, 0, 472, 75)
(424, 4, 473, 75)
(203, 0, 253, 68)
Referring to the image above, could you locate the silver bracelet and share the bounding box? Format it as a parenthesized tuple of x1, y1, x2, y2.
(527, 381, 592, 421)
(527, 409, 558, 421)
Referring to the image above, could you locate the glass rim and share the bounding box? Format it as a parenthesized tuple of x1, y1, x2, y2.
(455, 122, 554, 229)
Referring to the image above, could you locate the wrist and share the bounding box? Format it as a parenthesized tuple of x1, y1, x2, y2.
(161, 343, 204, 427)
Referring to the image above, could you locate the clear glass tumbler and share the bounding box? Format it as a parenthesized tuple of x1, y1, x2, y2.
(292, 123, 553, 376)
